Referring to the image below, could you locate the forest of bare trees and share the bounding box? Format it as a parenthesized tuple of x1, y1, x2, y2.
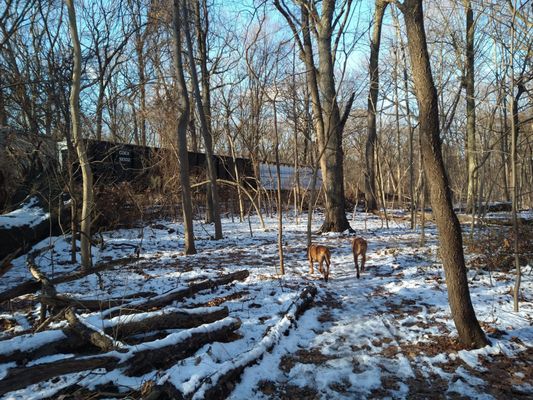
(0, 0, 529, 211)
(0, 0, 532, 397)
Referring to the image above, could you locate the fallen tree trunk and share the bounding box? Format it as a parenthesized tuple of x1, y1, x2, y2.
(0, 316, 242, 396)
(65, 308, 121, 352)
(122, 316, 242, 376)
(0, 330, 83, 364)
(104, 269, 249, 318)
(39, 292, 156, 313)
(0, 307, 228, 363)
(0, 356, 119, 397)
(28, 254, 58, 323)
(190, 285, 317, 400)
(141, 381, 185, 400)
(105, 306, 229, 339)
(0, 256, 135, 304)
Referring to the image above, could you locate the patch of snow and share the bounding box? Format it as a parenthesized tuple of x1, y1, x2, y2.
(0, 330, 67, 357)
(0, 197, 49, 229)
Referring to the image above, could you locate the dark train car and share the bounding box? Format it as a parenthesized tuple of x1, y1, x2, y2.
(61, 139, 255, 188)
(187, 151, 254, 183)
(60, 139, 158, 186)
(86, 140, 156, 183)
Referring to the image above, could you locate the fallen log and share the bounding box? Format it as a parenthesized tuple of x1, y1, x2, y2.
(0, 256, 136, 304)
(105, 306, 229, 339)
(103, 269, 249, 318)
(190, 285, 317, 400)
(39, 291, 156, 313)
(0, 316, 241, 396)
(0, 330, 79, 364)
(0, 356, 119, 397)
(34, 308, 67, 333)
(65, 308, 122, 352)
(28, 254, 58, 323)
(142, 381, 185, 400)
(0, 197, 53, 261)
(0, 308, 229, 364)
(122, 316, 242, 376)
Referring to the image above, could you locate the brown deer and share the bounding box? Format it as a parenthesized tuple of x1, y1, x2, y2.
(308, 244, 331, 282)
(352, 237, 368, 279)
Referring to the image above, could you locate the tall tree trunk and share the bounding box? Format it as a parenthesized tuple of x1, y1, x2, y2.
(135, 32, 147, 147)
(508, 8, 524, 311)
(392, 6, 415, 228)
(316, 1, 351, 232)
(393, 44, 402, 210)
(66, 0, 94, 271)
(292, 48, 301, 223)
(188, 102, 198, 153)
(95, 81, 104, 141)
(182, 0, 222, 240)
(274, 0, 351, 233)
(365, 0, 388, 212)
(464, 0, 477, 213)
(192, 0, 215, 227)
(273, 99, 284, 275)
(399, 0, 488, 349)
(172, 0, 196, 255)
(0, 72, 7, 126)
(501, 92, 510, 202)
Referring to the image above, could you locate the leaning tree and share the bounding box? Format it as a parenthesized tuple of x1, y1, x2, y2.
(397, 0, 489, 348)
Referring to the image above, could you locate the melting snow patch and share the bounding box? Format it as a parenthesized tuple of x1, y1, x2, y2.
(447, 378, 494, 400)
(0, 197, 49, 229)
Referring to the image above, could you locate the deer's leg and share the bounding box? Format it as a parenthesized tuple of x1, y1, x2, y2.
(354, 251, 360, 279)
(361, 252, 366, 272)
(309, 258, 314, 274)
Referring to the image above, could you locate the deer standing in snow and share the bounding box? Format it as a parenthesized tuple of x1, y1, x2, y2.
(308, 244, 331, 282)
(352, 237, 367, 279)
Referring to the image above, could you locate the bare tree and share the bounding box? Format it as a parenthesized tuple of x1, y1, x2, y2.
(364, 0, 389, 212)
(397, 0, 489, 348)
(274, 0, 355, 232)
(182, 0, 223, 240)
(464, 0, 477, 213)
(66, 0, 94, 270)
(172, 0, 196, 255)
(83, 1, 132, 141)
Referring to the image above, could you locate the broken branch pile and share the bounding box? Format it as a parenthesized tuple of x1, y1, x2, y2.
(0, 254, 318, 399)
(0, 260, 250, 397)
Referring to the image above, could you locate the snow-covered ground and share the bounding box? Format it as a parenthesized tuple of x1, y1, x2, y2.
(0, 197, 49, 229)
(0, 211, 532, 399)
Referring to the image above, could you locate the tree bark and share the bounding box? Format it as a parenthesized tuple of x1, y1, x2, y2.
(135, 20, 147, 147)
(365, 0, 388, 212)
(0, 356, 118, 397)
(0, 330, 83, 365)
(171, 0, 196, 254)
(274, 0, 352, 233)
(123, 317, 241, 376)
(65, 308, 119, 352)
(182, 0, 222, 240)
(105, 306, 229, 339)
(464, 0, 477, 213)
(66, 0, 94, 270)
(273, 98, 285, 275)
(315, 1, 351, 232)
(0, 257, 135, 304)
(399, 0, 488, 348)
(192, 285, 317, 399)
(103, 269, 249, 318)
